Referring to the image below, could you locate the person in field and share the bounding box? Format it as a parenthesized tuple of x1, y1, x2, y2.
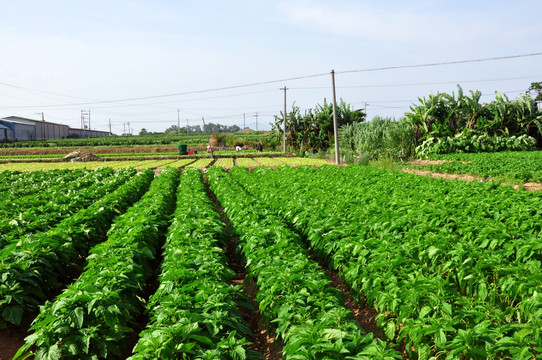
(256, 142, 263, 151)
(207, 144, 214, 158)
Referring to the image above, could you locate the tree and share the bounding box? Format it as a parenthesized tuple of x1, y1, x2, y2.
(528, 81, 542, 102)
(139, 128, 149, 135)
(272, 99, 365, 153)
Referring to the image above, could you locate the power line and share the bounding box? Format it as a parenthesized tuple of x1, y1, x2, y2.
(290, 74, 542, 90)
(2, 51, 540, 109)
(337, 52, 542, 74)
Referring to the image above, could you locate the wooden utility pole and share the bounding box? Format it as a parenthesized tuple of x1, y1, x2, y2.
(331, 70, 340, 164)
(254, 112, 258, 131)
(281, 87, 288, 153)
(243, 113, 246, 130)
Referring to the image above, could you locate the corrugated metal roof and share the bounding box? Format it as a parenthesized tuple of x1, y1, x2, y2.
(0, 117, 36, 126)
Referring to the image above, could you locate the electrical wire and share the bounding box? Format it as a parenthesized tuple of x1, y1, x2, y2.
(2, 51, 540, 109)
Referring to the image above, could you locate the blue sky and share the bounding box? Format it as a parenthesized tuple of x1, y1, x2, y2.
(1, 0, 541, 134)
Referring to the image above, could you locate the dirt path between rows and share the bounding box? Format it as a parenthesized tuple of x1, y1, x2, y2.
(203, 173, 283, 360)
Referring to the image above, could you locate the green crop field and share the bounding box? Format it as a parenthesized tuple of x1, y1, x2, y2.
(406, 150, 542, 182)
(2, 162, 541, 359)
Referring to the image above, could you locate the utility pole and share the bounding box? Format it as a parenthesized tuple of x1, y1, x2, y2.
(202, 117, 206, 133)
(331, 70, 340, 164)
(254, 112, 258, 131)
(81, 110, 90, 137)
(280, 87, 288, 153)
(36, 112, 45, 140)
(243, 113, 246, 130)
(109, 118, 111, 134)
(186, 119, 189, 133)
(177, 109, 180, 134)
(123, 123, 126, 136)
(128, 122, 131, 135)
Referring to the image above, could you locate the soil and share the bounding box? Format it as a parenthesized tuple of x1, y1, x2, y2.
(0, 312, 36, 360)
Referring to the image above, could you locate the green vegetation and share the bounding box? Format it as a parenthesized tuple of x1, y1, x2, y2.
(0, 168, 135, 247)
(130, 168, 260, 359)
(406, 86, 542, 157)
(15, 168, 178, 359)
(0, 169, 154, 328)
(232, 165, 542, 359)
(408, 150, 542, 182)
(339, 116, 415, 160)
(2, 161, 542, 359)
(208, 167, 401, 359)
(0, 131, 268, 148)
(272, 100, 365, 154)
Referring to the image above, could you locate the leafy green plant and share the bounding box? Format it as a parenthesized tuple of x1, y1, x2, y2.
(14, 167, 179, 360)
(129, 168, 261, 359)
(0, 168, 154, 328)
(231, 164, 542, 359)
(207, 166, 401, 359)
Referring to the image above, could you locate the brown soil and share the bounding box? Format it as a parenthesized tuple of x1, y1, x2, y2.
(0, 312, 36, 360)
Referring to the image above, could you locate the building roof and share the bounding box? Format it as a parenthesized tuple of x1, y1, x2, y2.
(0, 117, 36, 126)
(0, 123, 10, 130)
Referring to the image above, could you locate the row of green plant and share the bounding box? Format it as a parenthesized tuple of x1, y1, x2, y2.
(415, 132, 536, 157)
(0, 168, 136, 247)
(0, 154, 63, 159)
(0, 169, 84, 199)
(1, 168, 114, 218)
(207, 166, 401, 359)
(0, 169, 154, 328)
(130, 168, 261, 359)
(407, 150, 542, 182)
(15, 167, 179, 360)
(231, 165, 542, 359)
(0, 132, 267, 148)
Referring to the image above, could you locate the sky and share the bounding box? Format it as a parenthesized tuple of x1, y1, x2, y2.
(1, 0, 541, 134)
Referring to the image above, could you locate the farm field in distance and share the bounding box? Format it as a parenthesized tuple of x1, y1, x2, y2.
(1, 155, 541, 359)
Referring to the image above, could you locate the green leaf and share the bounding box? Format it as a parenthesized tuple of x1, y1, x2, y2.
(2, 305, 24, 325)
(73, 307, 84, 328)
(384, 321, 396, 340)
(419, 306, 432, 319)
(427, 246, 440, 259)
(435, 329, 447, 348)
(441, 302, 452, 316)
